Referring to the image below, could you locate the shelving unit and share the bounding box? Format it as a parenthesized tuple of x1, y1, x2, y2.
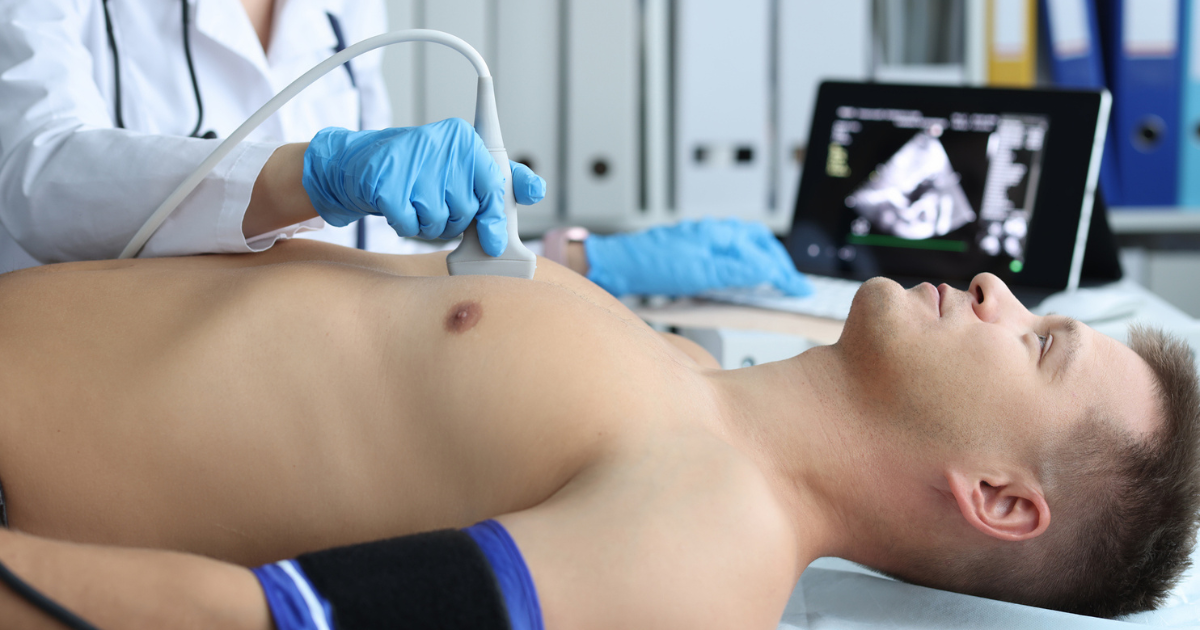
(1108, 209, 1200, 318)
(1108, 210, 1200, 234)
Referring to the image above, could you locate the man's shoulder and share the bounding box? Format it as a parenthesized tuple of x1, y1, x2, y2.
(502, 434, 799, 629)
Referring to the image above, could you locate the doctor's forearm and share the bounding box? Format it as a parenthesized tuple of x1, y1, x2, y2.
(244, 142, 319, 239)
(0, 529, 271, 630)
(567, 241, 590, 276)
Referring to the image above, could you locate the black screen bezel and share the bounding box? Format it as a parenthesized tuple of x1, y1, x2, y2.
(787, 81, 1105, 290)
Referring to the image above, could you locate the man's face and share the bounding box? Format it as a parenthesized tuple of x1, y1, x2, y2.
(837, 273, 1159, 453)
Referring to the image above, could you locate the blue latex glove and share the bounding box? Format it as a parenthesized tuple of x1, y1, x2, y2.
(584, 218, 812, 297)
(302, 118, 546, 257)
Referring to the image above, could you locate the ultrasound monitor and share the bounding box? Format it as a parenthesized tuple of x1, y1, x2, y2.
(787, 82, 1111, 292)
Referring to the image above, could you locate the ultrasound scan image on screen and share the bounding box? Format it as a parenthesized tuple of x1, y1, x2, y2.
(798, 104, 1049, 281)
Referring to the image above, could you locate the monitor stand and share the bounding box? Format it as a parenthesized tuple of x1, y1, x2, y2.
(1079, 190, 1124, 286)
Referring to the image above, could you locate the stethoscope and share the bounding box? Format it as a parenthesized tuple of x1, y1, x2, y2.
(100, 0, 360, 140)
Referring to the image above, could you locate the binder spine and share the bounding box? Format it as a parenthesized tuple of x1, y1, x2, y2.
(1181, 0, 1200, 207)
(987, 0, 1039, 86)
(673, 0, 772, 223)
(563, 0, 640, 225)
(1101, 0, 1184, 206)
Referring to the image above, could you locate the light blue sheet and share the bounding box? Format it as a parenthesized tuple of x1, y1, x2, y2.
(779, 553, 1200, 629)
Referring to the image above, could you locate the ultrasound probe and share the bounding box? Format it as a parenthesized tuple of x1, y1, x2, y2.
(118, 29, 537, 279)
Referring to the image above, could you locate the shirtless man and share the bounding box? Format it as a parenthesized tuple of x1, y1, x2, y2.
(0, 239, 1196, 628)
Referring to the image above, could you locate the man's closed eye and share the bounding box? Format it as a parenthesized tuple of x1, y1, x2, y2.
(1038, 333, 1052, 360)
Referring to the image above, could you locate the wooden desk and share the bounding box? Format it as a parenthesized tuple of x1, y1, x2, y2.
(631, 299, 845, 345)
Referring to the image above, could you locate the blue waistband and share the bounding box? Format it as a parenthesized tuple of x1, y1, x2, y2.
(252, 560, 334, 630)
(463, 519, 545, 630)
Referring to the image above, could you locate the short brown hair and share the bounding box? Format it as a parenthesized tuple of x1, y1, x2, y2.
(896, 326, 1200, 617)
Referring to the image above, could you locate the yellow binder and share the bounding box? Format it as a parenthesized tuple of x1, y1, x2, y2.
(986, 0, 1038, 86)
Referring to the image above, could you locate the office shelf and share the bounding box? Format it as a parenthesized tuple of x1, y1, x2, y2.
(1108, 209, 1200, 234)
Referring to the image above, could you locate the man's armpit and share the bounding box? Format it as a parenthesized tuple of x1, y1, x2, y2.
(659, 332, 720, 369)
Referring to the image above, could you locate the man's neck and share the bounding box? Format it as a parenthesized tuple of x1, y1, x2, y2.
(704, 346, 908, 571)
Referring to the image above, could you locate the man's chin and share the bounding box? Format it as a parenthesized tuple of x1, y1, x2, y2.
(858, 276, 903, 294)
(838, 276, 911, 356)
(846, 277, 903, 321)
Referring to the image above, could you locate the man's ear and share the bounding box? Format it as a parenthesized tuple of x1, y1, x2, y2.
(945, 469, 1051, 541)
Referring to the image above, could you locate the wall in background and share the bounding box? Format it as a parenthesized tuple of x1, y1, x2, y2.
(380, 0, 873, 236)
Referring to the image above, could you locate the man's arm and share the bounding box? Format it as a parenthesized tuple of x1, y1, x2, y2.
(0, 529, 270, 630)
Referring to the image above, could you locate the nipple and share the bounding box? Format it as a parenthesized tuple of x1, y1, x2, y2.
(445, 301, 482, 333)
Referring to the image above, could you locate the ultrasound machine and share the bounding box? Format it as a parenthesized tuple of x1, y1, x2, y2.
(708, 81, 1121, 320)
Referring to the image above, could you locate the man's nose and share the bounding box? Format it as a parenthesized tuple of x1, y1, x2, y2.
(967, 273, 1021, 323)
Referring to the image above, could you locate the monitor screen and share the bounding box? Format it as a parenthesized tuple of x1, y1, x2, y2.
(789, 83, 1108, 289)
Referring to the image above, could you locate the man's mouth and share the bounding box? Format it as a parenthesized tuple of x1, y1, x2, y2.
(919, 282, 941, 317)
(936, 283, 951, 318)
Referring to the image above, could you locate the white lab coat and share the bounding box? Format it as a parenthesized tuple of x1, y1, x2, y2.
(0, 0, 391, 273)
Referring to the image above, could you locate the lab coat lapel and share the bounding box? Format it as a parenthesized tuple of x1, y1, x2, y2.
(192, 0, 272, 77)
(269, 0, 340, 70)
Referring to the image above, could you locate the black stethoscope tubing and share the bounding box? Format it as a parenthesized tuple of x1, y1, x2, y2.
(100, 1, 358, 141)
(99, 0, 367, 250)
(102, 0, 212, 138)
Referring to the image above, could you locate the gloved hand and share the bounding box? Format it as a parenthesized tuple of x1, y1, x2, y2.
(584, 218, 812, 297)
(302, 118, 546, 257)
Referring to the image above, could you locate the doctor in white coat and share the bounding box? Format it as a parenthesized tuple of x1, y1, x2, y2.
(0, 0, 542, 273)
